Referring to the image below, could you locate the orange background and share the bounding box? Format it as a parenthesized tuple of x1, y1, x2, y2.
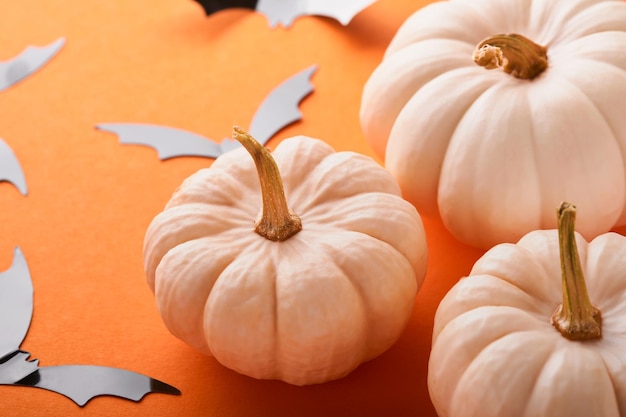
(0, 1, 486, 416)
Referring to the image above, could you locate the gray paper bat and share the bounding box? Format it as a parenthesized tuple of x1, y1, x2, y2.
(0, 247, 180, 406)
(0, 137, 27, 195)
(0, 38, 65, 92)
(195, 0, 376, 28)
(96, 65, 316, 160)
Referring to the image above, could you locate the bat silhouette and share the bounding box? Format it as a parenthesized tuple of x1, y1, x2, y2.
(0, 247, 181, 406)
(96, 65, 316, 160)
(0, 137, 27, 195)
(194, 0, 376, 28)
(0, 38, 65, 92)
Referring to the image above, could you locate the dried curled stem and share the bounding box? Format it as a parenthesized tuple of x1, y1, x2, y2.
(473, 33, 548, 80)
(232, 126, 302, 242)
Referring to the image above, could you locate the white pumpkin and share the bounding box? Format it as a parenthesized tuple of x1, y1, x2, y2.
(360, 0, 626, 249)
(143, 128, 428, 385)
(429, 203, 626, 417)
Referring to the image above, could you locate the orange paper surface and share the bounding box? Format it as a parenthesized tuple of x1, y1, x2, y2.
(0, 1, 485, 415)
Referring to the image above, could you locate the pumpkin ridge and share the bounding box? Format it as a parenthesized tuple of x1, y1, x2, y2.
(437, 83, 539, 245)
(495, 244, 560, 305)
(385, 1, 499, 55)
(550, 32, 626, 68)
(593, 344, 624, 416)
(581, 234, 626, 314)
(315, 230, 417, 361)
(302, 192, 411, 229)
(145, 202, 252, 244)
(293, 152, 401, 214)
(317, 239, 371, 364)
(438, 298, 552, 338)
(266, 236, 368, 384)
(272, 136, 336, 196)
(516, 233, 574, 294)
(316, 207, 425, 279)
(144, 207, 251, 290)
(557, 59, 626, 141)
(431, 308, 553, 415)
(317, 236, 379, 360)
(529, 74, 624, 234)
(442, 274, 553, 324)
(535, 0, 610, 47)
(203, 238, 280, 378)
(166, 162, 259, 211)
(386, 66, 498, 215)
(272, 254, 285, 380)
(523, 86, 547, 230)
(521, 343, 619, 416)
(265, 242, 284, 381)
(156, 236, 246, 353)
(455, 330, 556, 417)
(556, 1, 626, 43)
(269, 245, 281, 381)
(361, 39, 477, 159)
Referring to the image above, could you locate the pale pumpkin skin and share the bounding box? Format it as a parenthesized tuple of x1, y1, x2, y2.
(360, 0, 626, 249)
(143, 134, 428, 385)
(429, 229, 626, 417)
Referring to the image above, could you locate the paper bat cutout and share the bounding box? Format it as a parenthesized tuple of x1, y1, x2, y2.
(0, 38, 65, 92)
(0, 137, 27, 195)
(96, 65, 316, 160)
(194, 0, 376, 27)
(0, 247, 181, 406)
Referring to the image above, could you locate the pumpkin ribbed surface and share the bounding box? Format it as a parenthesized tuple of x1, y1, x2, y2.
(143, 136, 428, 385)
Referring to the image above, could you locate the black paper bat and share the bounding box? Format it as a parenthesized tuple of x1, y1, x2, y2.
(96, 65, 316, 160)
(0, 247, 180, 406)
(0, 137, 27, 195)
(0, 38, 65, 92)
(193, 0, 376, 27)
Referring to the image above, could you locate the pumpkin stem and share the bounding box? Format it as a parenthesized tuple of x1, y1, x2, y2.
(232, 126, 302, 242)
(473, 33, 548, 80)
(550, 202, 602, 341)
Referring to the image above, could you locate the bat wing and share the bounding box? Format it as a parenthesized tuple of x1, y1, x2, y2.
(0, 138, 28, 195)
(305, 0, 376, 25)
(16, 365, 181, 406)
(256, 0, 375, 27)
(247, 65, 316, 146)
(0, 38, 65, 92)
(0, 248, 33, 359)
(193, 0, 258, 15)
(96, 123, 224, 160)
(0, 351, 39, 384)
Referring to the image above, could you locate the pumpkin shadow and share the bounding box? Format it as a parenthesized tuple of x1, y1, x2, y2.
(186, 340, 436, 417)
(611, 225, 626, 237)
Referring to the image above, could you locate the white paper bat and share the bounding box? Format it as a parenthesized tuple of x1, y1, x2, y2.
(96, 65, 316, 160)
(0, 38, 65, 92)
(0, 137, 27, 195)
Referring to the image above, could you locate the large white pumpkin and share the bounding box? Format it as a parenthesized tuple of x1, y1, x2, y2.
(360, 0, 626, 249)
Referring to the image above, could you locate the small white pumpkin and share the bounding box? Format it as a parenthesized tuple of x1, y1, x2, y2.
(360, 0, 626, 249)
(143, 127, 428, 385)
(429, 202, 626, 416)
